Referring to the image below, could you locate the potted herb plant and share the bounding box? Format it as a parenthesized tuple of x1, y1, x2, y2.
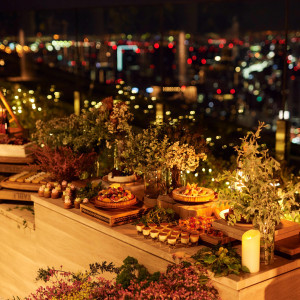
(218, 122, 300, 264)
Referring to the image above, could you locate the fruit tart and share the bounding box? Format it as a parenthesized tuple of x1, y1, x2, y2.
(94, 184, 137, 208)
(172, 183, 214, 203)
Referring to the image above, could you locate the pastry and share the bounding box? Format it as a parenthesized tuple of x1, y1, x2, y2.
(172, 183, 214, 203)
(167, 235, 177, 245)
(61, 180, 68, 190)
(136, 223, 145, 232)
(74, 198, 82, 209)
(95, 185, 136, 208)
(142, 227, 151, 236)
(64, 196, 72, 209)
(38, 185, 45, 197)
(190, 234, 200, 243)
(16, 172, 36, 183)
(150, 230, 159, 239)
(51, 188, 60, 199)
(181, 234, 190, 244)
(44, 187, 51, 198)
(8, 171, 29, 182)
(159, 233, 168, 242)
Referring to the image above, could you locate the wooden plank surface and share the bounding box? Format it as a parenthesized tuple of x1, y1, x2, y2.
(0, 205, 37, 298)
(1, 194, 300, 299)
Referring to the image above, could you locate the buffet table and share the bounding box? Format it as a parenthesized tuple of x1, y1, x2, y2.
(0, 195, 299, 299)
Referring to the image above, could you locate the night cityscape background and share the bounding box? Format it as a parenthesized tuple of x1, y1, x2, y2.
(0, 0, 299, 168)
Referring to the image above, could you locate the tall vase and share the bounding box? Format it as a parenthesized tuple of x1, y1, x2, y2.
(160, 167, 172, 195)
(144, 170, 161, 199)
(113, 140, 124, 170)
(179, 170, 187, 187)
(259, 222, 275, 265)
(170, 167, 187, 190)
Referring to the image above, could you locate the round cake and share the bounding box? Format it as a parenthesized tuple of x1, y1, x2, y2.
(107, 172, 137, 183)
(94, 185, 137, 208)
(172, 183, 214, 203)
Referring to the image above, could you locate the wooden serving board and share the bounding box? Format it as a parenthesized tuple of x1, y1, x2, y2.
(199, 233, 235, 245)
(275, 234, 300, 258)
(80, 201, 152, 227)
(212, 219, 300, 241)
(1, 178, 41, 191)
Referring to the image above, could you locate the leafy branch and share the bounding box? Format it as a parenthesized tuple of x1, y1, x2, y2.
(192, 244, 249, 277)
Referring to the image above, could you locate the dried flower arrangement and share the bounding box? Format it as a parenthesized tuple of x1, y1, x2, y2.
(165, 141, 207, 172)
(32, 146, 97, 182)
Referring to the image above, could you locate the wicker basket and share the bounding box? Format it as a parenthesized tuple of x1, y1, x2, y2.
(172, 187, 214, 203)
(94, 197, 137, 209)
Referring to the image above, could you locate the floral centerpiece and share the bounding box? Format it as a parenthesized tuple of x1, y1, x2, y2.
(104, 99, 133, 171)
(218, 122, 300, 264)
(166, 141, 207, 188)
(162, 123, 208, 190)
(31, 96, 121, 180)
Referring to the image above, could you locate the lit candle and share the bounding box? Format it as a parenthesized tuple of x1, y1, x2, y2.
(242, 229, 260, 273)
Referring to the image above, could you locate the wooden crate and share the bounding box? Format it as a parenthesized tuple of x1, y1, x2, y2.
(212, 219, 300, 241)
(0, 189, 33, 201)
(80, 202, 152, 226)
(0, 143, 34, 158)
(0, 155, 34, 174)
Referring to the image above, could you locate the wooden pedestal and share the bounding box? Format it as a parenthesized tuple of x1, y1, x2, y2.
(212, 219, 300, 242)
(157, 194, 218, 219)
(0, 155, 33, 173)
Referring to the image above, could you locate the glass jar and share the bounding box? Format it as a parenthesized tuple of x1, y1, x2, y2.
(144, 170, 161, 199)
(160, 167, 172, 195)
(259, 222, 275, 265)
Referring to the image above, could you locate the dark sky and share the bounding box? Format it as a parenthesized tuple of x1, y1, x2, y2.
(0, 0, 299, 37)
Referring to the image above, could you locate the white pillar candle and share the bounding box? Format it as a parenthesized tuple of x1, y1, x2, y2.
(242, 229, 260, 273)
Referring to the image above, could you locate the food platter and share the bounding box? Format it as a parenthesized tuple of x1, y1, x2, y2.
(219, 209, 253, 228)
(172, 186, 215, 204)
(93, 197, 137, 209)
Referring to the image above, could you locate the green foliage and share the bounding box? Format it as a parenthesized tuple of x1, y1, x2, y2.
(32, 107, 109, 154)
(116, 256, 160, 289)
(135, 206, 178, 226)
(217, 122, 300, 233)
(77, 182, 102, 200)
(35, 261, 119, 283)
(284, 210, 300, 223)
(13, 205, 34, 215)
(192, 245, 249, 277)
(120, 125, 169, 174)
